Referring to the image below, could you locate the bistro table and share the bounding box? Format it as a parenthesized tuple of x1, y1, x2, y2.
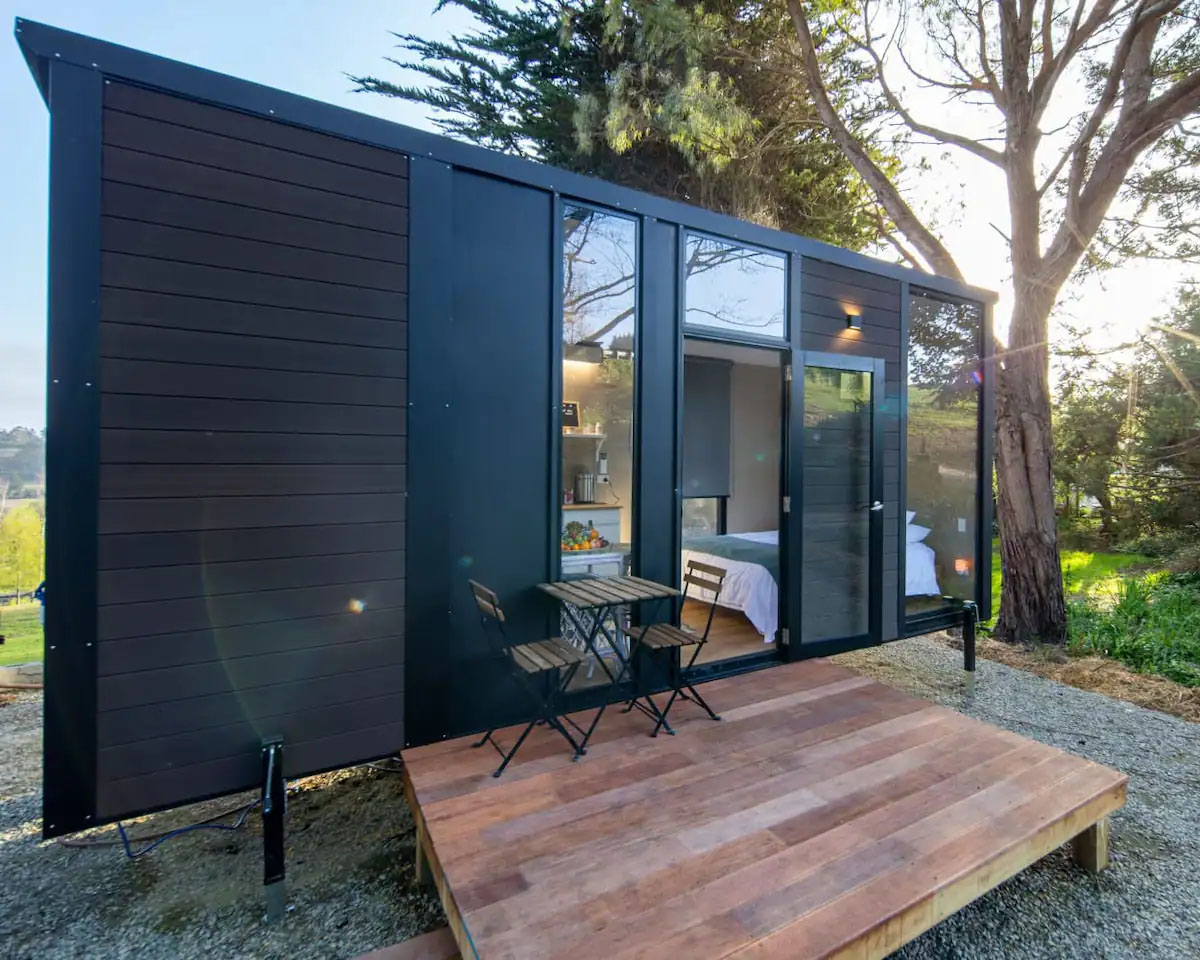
(536, 575, 680, 754)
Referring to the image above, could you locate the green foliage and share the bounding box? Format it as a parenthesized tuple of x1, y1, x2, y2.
(0, 603, 42, 666)
(0, 426, 44, 498)
(351, 0, 889, 249)
(1055, 286, 1200, 561)
(0, 503, 44, 596)
(988, 537, 1150, 625)
(1068, 574, 1200, 687)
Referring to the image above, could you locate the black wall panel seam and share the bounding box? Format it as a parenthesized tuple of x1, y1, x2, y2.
(104, 84, 411, 176)
(100, 133, 411, 210)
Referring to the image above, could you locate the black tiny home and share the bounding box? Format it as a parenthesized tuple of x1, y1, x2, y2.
(18, 19, 995, 838)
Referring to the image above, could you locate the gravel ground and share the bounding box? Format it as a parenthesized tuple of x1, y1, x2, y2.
(0, 691, 442, 959)
(2, 636, 1197, 959)
(833, 634, 1200, 959)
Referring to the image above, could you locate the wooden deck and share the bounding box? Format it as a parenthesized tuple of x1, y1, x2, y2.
(401, 659, 1127, 960)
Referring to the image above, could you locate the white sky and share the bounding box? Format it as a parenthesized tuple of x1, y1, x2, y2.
(1, 1, 1194, 428)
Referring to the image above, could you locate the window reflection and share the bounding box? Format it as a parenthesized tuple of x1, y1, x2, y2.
(684, 235, 786, 338)
(560, 205, 636, 581)
(905, 292, 982, 616)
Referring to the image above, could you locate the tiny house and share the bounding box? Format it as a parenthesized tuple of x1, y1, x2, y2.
(17, 19, 994, 837)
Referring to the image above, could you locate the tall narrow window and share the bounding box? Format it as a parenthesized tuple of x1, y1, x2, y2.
(560, 205, 637, 580)
(905, 292, 982, 617)
(684, 234, 786, 339)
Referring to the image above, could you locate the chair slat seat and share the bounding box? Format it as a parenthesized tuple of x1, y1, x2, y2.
(512, 637, 586, 672)
(618, 622, 699, 648)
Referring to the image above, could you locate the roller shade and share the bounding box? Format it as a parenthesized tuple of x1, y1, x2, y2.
(682, 356, 732, 498)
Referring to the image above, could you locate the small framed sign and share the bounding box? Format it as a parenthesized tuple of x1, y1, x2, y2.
(561, 400, 580, 428)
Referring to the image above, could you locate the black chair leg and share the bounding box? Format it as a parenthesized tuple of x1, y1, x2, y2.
(472, 729, 497, 750)
(492, 719, 537, 777)
(684, 682, 721, 722)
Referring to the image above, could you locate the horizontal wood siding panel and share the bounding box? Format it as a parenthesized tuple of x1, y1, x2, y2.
(99, 549, 406, 604)
(100, 395, 405, 435)
(98, 578, 405, 641)
(97, 719, 406, 820)
(99, 357, 406, 407)
(100, 323, 406, 379)
(102, 216, 408, 291)
(92, 87, 410, 817)
(98, 664, 406, 748)
(105, 83, 410, 177)
(99, 691, 406, 782)
(102, 182, 407, 261)
(102, 252, 407, 318)
(802, 274, 899, 311)
(104, 109, 409, 203)
(99, 493, 405, 535)
(97, 607, 403, 678)
(99, 635, 404, 711)
(100, 430, 405, 466)
(100, 288, 407, 347)
(99, 521, 405, 569)
(103, 145, 405, 233)
(100, 464, 406, 499)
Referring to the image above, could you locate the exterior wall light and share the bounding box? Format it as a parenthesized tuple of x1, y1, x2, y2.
(845, 313, 862, 330)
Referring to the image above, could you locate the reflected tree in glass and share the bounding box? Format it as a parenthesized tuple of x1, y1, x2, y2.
(684, 235, 787, 338)
(906, 293, 982, 611)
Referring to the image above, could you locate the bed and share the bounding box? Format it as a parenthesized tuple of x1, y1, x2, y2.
(681, 531, 780, 642)
(681, 516, 944, 642)
(905, 511, 942, 598)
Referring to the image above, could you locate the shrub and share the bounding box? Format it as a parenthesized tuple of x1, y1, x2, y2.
(1068, 573, 1200, 686)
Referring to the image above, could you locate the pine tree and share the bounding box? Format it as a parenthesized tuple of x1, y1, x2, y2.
(351, 0, 891, 249)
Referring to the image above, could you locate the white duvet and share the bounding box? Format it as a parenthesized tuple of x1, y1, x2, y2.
(681, 531, 779, 642)
(682, 525, 943, 642)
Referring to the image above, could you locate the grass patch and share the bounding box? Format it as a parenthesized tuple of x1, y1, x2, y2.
(1068, 573, 1200, 687)
(0, 604, 43, 666)
(988, 539, 1151, 619)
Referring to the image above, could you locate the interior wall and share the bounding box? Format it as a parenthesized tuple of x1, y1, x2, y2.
(727, 363, 781, 532)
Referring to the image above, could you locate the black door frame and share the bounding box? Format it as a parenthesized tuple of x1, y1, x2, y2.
(677, 336, 791, 673)
(790, 351, 886, 658)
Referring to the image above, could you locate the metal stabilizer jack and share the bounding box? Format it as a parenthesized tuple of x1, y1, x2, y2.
(261, 737, 286, 922)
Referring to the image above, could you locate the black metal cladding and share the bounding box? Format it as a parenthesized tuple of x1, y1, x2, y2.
(17, 17, 995, 835)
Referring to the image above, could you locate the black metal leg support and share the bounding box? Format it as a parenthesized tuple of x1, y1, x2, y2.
(261, 737, 285, 922)
(962, 601, 977, 673)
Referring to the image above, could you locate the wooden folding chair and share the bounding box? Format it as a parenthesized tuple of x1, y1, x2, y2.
(468, 580, 588, 777)
(622, 560, 728, 737)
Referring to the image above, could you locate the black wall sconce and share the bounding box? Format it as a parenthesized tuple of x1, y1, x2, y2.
(845, 313, 862, 330)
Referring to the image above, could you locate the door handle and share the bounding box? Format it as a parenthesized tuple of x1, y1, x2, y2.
(869, 501, 884, 512)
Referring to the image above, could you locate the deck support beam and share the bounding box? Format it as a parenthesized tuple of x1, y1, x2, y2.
(1072, 817, 1111, 873)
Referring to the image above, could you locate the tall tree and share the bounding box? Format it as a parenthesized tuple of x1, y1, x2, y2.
(351, 0, 891, 249)
(786, 0, 1200, 642)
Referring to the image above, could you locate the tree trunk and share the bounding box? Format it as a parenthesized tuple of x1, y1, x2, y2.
(994, 292, 1067, 645)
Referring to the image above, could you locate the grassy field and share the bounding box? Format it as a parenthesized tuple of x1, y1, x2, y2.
(0, 604, 42, 666)
(988, 540, 1150, 614)
(988, 539, 1200, 687)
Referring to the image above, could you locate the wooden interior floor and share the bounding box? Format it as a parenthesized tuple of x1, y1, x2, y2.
(402, 659, 1127, 960)
(682, 602, 775, 664)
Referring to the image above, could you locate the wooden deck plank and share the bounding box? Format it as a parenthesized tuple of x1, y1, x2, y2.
(401, 659, 1127, 960)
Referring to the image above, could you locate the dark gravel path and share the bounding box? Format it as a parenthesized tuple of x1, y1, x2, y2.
(0, 691, 442, 960)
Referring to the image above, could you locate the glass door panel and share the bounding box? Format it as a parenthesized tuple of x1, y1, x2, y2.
(799, 356, 883, 645)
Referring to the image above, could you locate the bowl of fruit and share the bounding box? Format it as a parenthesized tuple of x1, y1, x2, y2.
(561, 520, 608, 552)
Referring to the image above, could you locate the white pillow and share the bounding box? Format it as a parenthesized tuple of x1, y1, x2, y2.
(906, 510, 917, 525)
(906, 523, 931, 543)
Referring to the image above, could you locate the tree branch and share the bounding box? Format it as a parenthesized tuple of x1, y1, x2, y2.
(786, 0, 963, 279)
